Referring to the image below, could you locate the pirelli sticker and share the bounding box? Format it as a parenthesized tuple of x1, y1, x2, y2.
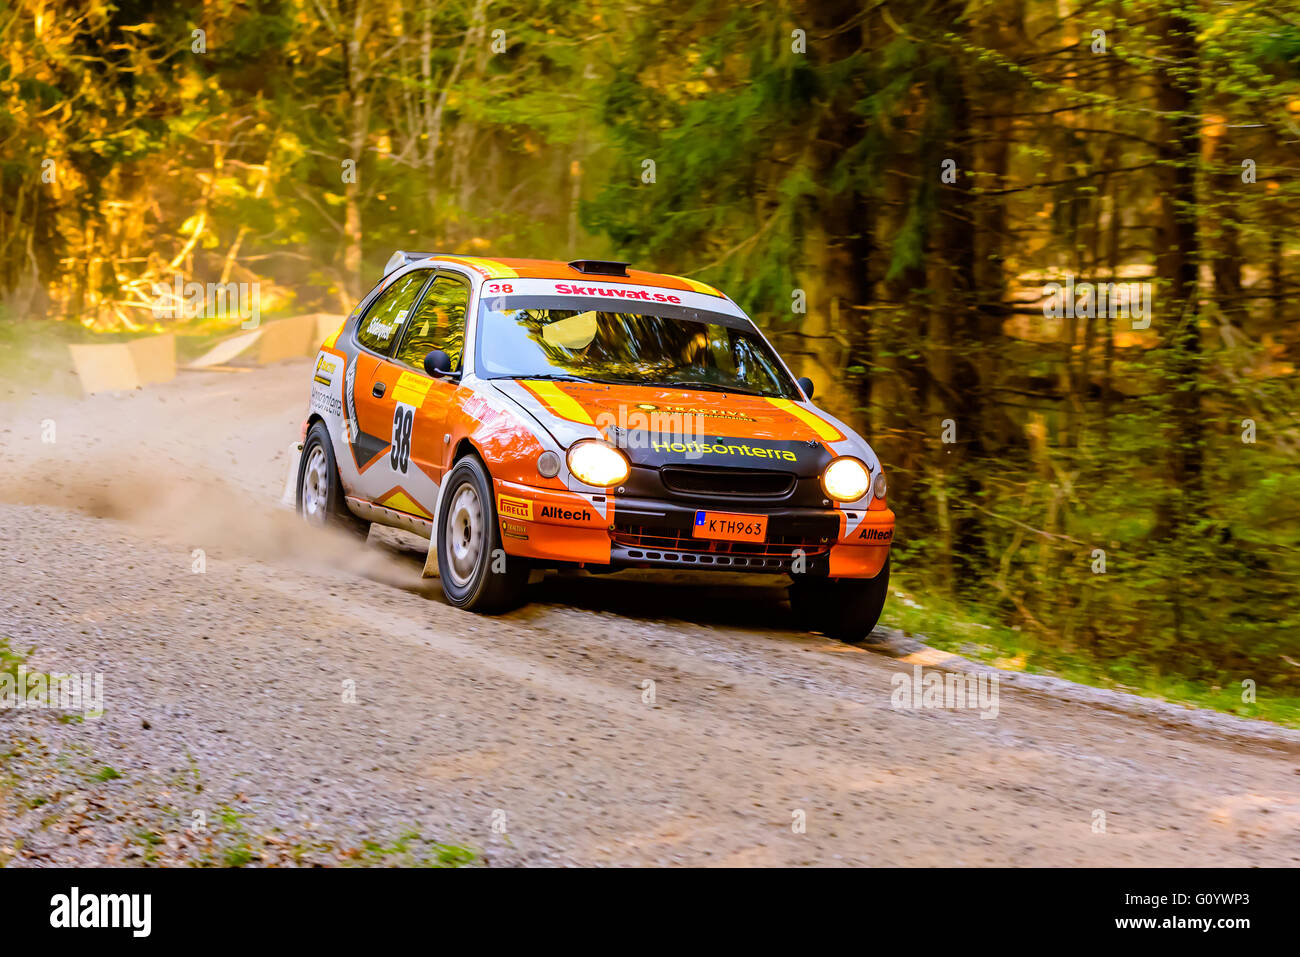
(498, 495, 533, 521)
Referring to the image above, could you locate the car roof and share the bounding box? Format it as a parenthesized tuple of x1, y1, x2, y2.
(406, 254, 727, 299)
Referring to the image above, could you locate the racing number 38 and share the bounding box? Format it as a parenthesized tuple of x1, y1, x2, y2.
(391, 402, 414, 473)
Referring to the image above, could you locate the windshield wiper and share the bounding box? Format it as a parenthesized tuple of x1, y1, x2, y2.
(505, 373, 593, 383)
(500, 373, 641, 387)
(640, 379, 767, 397)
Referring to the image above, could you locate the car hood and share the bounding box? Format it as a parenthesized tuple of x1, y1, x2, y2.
(486, 378, 879, 472)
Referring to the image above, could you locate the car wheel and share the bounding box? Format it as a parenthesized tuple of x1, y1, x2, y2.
(789, 555, 890, 643)
(297, 422, 370, 540)
(436, 454, 529, 612)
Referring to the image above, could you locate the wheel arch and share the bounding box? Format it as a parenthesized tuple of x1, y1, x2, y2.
(304, 411, 327, 436)
(296, 416, 329, 508)
(452, 436, 486, 466)
(431, 437, 491, 538)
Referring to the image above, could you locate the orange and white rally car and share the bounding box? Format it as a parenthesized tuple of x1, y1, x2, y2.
(296, 254, 895, 641)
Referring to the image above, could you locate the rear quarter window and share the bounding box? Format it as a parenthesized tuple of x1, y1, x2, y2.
(356, 270, 430, 355)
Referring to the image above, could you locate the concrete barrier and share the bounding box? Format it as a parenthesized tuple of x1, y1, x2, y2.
(256, 314, 321, 364)
(68, 333, 176, 395)
(183, 313, 346, 370)
(315, 313, 345, 346)
(187, 329, 262, 369)
(68, 314, 345, 393)
(127, 332, 177, 386)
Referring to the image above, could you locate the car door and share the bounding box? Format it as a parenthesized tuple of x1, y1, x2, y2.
(362, 270, 472, 520)
(348, 268, 435, 505)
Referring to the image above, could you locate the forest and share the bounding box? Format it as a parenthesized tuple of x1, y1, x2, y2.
(2, 0, 1298, 712)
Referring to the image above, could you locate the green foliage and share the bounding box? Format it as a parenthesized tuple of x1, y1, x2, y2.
(354, 829, 479, 867)
(0, 637, 27, 680)
(582, 0, 1300, 704)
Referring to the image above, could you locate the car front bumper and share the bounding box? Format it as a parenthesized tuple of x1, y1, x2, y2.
(492, 478, 893, 578)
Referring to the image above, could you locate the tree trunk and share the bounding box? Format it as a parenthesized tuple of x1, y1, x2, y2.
(1153, 9, 1204, 523)
(341, 0, 369, 299)
(928, 0, 984, 593)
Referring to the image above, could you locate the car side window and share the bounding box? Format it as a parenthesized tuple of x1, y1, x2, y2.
(393, 274, 470, 371)
(356, 270, 430, 355)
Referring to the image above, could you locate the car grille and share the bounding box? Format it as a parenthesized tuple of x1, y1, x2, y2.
(658, 465, 796, 500)
(611, 523, 830, 567)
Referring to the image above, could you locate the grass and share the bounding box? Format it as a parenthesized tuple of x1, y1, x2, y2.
(881, 576, 1300, 728)
(0, 636, 27, 680)
(132, 827, 165, 865)
(350, 828, 478, 868)
(198, 803, 478, 868)
(2, 635, 474, 869)
(0, 315, 91, 395)
(207, 820, 479, 868)
(222, 842, 257, 867)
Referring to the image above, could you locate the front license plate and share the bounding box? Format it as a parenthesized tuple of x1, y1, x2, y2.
(692, 510, 768, 542)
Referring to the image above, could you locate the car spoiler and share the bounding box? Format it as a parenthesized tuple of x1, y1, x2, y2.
(383, 250, 437, 278)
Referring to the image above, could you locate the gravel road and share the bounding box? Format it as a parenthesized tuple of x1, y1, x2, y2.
(1, 361, 1297, 866)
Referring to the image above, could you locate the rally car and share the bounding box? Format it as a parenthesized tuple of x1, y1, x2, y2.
(295, 254, 895, 641)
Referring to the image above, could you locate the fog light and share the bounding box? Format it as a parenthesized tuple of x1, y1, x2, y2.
(873, 469, 887, 499)
(537, 450, 561, 478)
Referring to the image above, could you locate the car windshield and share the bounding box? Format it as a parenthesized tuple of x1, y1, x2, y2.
(474, 296, 800, 398)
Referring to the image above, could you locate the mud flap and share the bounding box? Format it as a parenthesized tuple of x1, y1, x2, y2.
(422, 474, 451, 579)
(279, 441, 303, 509)
(421, 536, 440, 579)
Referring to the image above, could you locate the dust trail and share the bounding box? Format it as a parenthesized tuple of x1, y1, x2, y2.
(0, 378, 430, 592)
(0, 451, 427, 589)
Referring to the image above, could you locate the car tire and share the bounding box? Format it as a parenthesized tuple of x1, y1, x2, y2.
(789, 555, 890, 643)
(436, 454, 529, 612)
(297, 421, 370, 540)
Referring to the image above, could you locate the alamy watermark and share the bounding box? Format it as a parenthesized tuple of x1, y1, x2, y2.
(150, 274, 261, 329)
(1043, 274, 1152, 330)
(49, 887, 150, 937)
(891, 665, 999, 719)
(595, 403, 779, 462)
(1, 667, 104, 719)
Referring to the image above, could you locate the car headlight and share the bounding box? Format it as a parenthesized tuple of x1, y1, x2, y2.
(873, 468, 886, 499)
(567, 440, 630, 488)
(822, 457, 870, 502)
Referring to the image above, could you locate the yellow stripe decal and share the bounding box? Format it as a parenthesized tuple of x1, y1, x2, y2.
(664, 274, 723, 297)
(766, 398, 844, 442)
(322, 321, 345, 349)
(447, 257, 519, 280)
(479, 259, 520, 279)
(378, 489, 433, 520)
(522, 380, 594, 424)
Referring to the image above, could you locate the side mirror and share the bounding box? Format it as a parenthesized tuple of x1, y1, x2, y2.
(424, 349, 453, 377)
(797, 376, 815, 399)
